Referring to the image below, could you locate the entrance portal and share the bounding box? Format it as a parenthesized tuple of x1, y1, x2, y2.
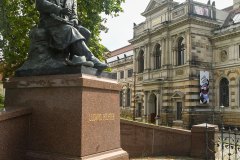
(148, 93, 157, 123)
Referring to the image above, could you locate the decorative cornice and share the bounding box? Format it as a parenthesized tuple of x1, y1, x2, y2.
(212, 30, 240, 42)
(130, 17, 220, 45)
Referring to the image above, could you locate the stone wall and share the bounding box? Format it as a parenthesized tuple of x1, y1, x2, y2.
(121, 119, 192, 158)
(0, 107, 218, 160)
(0, 107, 31, 160)
(120, 119, 217, 159)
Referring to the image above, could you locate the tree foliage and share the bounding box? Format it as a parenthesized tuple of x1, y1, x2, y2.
(0, 0, 124, 78)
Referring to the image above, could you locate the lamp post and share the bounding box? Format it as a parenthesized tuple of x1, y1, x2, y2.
(220, 104, 224, 160)
(220, 105, 224, 123)
(133, 72, 136, 121)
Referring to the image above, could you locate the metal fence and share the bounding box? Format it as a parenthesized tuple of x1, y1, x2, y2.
(207, 124, 240, 160)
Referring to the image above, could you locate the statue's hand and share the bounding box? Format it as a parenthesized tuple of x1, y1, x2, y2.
(70, 19, 78, 26)
(60, 8, 72, 16)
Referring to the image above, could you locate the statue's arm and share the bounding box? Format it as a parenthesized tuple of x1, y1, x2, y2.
(36, 0, 62, 15)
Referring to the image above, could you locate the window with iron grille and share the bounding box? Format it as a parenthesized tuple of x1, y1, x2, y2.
(126, 88, 131, 107)
(120, 90, 123, 107)
(120, 71, 124, 79)
(128, 69, 133, 77)
(219, 78, 229, 107)
(176, 102, 182, 120)
(112, 72, 117, 79)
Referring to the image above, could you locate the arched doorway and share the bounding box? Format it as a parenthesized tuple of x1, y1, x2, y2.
(148, 93, 157, 123)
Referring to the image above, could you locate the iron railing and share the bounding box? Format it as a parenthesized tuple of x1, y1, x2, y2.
(207, 124, 240, 160)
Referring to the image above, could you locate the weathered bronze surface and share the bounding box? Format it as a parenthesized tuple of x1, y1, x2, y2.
(16, 0, 108, 76)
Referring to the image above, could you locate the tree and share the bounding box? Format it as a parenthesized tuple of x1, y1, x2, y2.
(0, 0, 124, 78)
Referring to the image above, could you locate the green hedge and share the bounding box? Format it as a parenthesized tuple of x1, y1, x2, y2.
(0, 94, 4, 108)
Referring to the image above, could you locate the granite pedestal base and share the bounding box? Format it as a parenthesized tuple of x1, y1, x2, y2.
(4, 73, 128, 160)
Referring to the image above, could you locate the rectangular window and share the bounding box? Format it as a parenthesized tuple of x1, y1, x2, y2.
(128, 69, 133, 77)
(112, 73, 117, 79)
(176, 102, 182, 120)
(239, 45, 240, 58)
(120, 91, 123, 107)
(120, 71, 124, 79)
(126, 89, 131, 107)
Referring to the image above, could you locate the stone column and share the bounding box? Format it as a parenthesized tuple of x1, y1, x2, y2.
(186, 30, 191, 63)
(162, 39, 165, 67)
(166, 35, 170, 65)
(144, 45, 148, 71)
(148, 43, 152, 70)
(143, 91, 148, 123)
(172, 47, 176, 66)
(149, 45, 153, 70)
(191, 123, 218, 159)
(133, 49, 138, 73)
(155, 92, 161, 125)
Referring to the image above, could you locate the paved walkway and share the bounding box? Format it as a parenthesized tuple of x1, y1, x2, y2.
(131, 156, 203, 160)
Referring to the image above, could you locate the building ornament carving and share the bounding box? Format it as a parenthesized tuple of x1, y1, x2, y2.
(220, 50, 228, 62)
(213, 31, 240, 42)
(176, 69, 185, 75)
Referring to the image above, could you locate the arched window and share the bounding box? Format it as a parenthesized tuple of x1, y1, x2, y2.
(138, 50, 144, 73)
(219, 78, 229, 107)
(177, 37, 185, 66)
(126, 88, 131, 107)
(154, 44, 161, 69)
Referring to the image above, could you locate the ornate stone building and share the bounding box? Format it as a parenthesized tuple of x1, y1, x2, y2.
(129, 0, 240, 128)
(106, 45, 134, 117)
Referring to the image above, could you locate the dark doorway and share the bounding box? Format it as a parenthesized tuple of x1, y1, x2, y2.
(176, 102, 182, 120)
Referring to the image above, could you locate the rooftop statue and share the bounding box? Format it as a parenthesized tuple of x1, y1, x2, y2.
(15, 0, 109, 76)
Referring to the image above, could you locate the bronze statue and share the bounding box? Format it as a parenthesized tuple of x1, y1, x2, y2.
(35, 0, 108, 70)
(15, 0, 110, 76)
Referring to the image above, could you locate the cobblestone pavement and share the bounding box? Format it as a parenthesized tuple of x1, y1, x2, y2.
(130, 156, 203, 160)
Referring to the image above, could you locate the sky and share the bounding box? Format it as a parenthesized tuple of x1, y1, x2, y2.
(100, 0, 233, 51)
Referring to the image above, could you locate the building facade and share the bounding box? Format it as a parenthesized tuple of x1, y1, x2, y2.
(106, 45, 135, 118)
(129, 0, 240, 128)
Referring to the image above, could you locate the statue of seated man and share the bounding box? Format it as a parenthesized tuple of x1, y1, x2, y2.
(35, 0, 108, 70)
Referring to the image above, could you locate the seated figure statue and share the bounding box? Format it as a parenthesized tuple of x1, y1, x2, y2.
(36, 0, 108, 70)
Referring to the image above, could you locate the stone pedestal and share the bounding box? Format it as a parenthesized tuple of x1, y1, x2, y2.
(4, 73, 129, 160)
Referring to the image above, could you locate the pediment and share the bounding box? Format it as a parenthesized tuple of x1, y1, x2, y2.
(171, 91, 185, 99)
(142, 0, 164, 16)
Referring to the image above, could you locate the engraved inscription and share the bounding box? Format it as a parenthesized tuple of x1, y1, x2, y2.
(17, 79, 80, 88)
(89, 113, 115, 122)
